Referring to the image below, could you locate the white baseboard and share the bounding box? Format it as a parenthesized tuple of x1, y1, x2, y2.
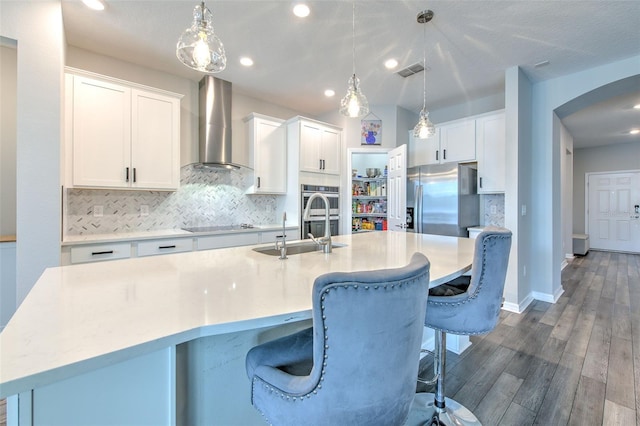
(531, 285, 565, 304)
(502, 293, 533, 314)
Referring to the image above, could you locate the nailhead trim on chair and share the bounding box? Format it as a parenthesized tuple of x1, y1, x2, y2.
(251, 274, 424, 423)
(428, 233, 510, 335)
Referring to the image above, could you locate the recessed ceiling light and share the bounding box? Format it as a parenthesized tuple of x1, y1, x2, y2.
(240, 57, 254, 67)
(630, 129, 640, 135)
(293, 4, 310, 18)
(633, 104, 640, 109)
(384, 59, 398, 69)
(82, 0, 105, 11)
(324, 89, 335, 97)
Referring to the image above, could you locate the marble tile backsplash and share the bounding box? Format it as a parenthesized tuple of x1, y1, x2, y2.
(65, 165, 278, 236)
(481, 194, 505, 227)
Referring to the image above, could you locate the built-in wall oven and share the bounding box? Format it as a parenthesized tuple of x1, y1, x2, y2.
(300, 184, 340, 240)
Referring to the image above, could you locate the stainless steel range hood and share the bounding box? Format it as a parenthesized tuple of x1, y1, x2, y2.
(198, 76, 239, 169)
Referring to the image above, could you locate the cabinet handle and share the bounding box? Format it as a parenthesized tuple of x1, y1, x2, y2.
(479, 177, 483, 188)
(133, 168, 137, 183)
(257, 177, 261, 188)
(443, 149, 446, 160)
(125, 167, 129, 182)
(436, 150, 439, 161)
(319, 159, 322, 170)
(158, 245, 176, 250)
(322, 159, 325, 170)
(91, 250, 114, 256)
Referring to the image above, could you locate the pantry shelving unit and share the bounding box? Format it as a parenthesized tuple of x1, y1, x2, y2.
(351, 176, 387, 232)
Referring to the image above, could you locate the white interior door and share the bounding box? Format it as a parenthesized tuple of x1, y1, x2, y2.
(387, 145, 407, 232)
(587, 171, 640, 253)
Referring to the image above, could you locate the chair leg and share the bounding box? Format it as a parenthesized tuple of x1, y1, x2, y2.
(406, 331, 482, 426)
(434, 330, 446, 410)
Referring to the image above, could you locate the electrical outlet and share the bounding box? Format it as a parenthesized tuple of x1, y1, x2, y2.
(93, 205, 103, 217)
(140, 205, 149, 217)
(521, 204, 527, 216)
(490, 205, 497, 215)
(523, 265, 527, 277)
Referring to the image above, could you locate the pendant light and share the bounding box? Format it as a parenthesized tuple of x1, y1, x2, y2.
(413, 10, 435, 139)
(176, 2, 226, 73)
(340, 2, 369, 118)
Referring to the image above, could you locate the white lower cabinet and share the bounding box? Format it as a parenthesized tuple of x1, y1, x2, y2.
(196, 233, 260, 251)
(70, 242, 132, 264)
(137, 238, 194, 257)
(259, 230, 295, 244)
(64, 229, 290, 264)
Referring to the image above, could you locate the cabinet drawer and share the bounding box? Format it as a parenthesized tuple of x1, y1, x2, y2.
(260, 230, 291, 243)
(197, 233, 260, 251)
(137, 238, 193, 257)
(70, 243, 131, 264)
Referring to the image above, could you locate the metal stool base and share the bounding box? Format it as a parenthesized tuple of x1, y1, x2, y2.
(405, 392, 482, 426)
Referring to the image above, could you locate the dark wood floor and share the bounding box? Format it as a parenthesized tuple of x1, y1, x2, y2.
(417, 250, 639, 425)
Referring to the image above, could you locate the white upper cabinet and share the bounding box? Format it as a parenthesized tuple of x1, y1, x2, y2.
(296, 118, 342, 175)
(71, 75, 132, 188)
(408, 119, 475, 167)
(66, 70, 182, 190)
(244, 113, 287, 194)
(439, 119, 476, 164)
(408, 128, 440, 168)
(476, 110, 506, 193)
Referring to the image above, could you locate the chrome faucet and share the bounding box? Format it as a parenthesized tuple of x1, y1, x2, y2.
(302, 192, 332, 253)
(275, 212, 287, 259)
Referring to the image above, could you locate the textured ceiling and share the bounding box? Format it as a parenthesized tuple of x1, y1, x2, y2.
(60, 0, 640, 149)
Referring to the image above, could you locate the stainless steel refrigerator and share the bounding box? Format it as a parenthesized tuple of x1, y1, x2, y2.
(406, 163, 479, 237)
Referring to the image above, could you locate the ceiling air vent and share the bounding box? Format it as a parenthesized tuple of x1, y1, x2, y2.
(396, 62, 425, 78)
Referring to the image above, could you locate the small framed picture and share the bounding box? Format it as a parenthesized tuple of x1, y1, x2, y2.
(361, 118, 381, 145)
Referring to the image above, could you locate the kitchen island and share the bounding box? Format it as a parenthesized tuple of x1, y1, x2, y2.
(0, 231, 475, 425)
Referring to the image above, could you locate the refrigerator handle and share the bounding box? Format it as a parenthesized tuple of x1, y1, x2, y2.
(417, 184, 424, 234)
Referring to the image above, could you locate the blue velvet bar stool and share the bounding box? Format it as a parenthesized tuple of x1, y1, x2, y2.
(245, 253, 431, 426)
(412, 227, 512, 426)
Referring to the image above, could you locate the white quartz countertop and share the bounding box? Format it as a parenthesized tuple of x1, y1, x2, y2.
(62, 224, 297, 245)
(0, 232, 475, 398)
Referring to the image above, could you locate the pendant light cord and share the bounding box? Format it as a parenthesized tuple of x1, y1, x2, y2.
(421, 18, 427, 111)
(351, 2, 356, 77)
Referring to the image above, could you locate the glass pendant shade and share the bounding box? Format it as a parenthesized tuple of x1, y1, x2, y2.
(176, 2, 226, 73)
(340, 74, 369, 118)
(413, 109, 436, 139)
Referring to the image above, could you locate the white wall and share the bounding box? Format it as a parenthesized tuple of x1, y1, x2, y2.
(430, 93, 504, 124)
(1, 2, 64, 307)
(559, 117, 574, 261)
(530, 54, 639, 301)
(1, 43, 17, 236)
(503, 66, 533, 312)
(573, 141, 640, 233)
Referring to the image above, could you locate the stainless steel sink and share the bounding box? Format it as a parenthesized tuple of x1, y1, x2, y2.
(253, 242, 347, 256)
